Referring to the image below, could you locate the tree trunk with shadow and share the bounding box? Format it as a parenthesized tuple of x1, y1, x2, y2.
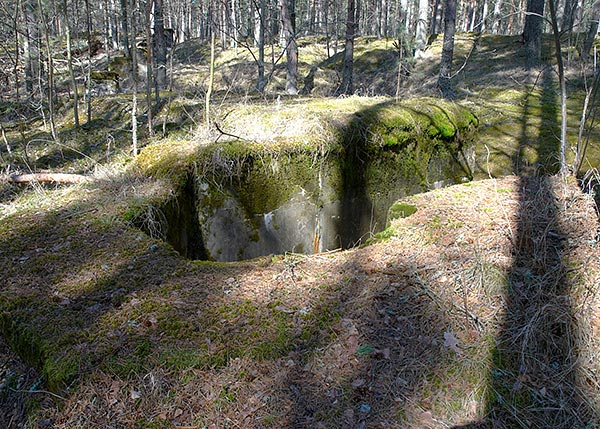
(454, 177, 598, 428)
(523, 0, 544, 66)
(438, 0, 456, 98)
(281, 0, 298, 94)
(338, 0, 356, 95)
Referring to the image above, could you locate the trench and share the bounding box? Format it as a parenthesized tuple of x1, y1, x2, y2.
(138, 101, 478, 262)
(151, 139, 473, 262)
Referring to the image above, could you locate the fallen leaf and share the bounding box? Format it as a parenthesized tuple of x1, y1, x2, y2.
(356, 344, 375, 355)
(107, 381, 120, 406)
(351, 378, 366, 389)
(419, 410, 435, 426)
(443, 332, 460, 353)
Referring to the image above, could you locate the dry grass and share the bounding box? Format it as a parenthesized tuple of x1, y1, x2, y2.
(1, 174, 599, 428)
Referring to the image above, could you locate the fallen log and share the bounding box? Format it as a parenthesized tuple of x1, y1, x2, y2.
(3, 173, 90, 184)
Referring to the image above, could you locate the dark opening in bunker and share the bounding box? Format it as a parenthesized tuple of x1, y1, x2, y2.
(138, 143, 472, 262)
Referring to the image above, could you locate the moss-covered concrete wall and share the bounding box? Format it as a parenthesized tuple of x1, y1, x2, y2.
(137, 98, 478, 261)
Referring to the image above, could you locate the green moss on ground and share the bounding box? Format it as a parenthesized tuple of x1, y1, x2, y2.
(388, 202, 418, 221)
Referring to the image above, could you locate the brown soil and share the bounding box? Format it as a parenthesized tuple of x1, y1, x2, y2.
(1, 175, 599, 428)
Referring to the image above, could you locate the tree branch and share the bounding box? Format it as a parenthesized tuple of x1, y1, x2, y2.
(3, 173, 90, 184)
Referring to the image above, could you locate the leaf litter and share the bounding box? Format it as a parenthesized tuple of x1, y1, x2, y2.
(1, 176, 600, 428)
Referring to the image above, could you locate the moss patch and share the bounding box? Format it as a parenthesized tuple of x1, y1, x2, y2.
(388, 202, 417, 221)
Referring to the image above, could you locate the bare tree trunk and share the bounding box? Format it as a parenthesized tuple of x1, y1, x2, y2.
(110, 0, 120, 49)
(356, 0, 360, 37)
(176, 0, 183, 42)
(206, 29, 215, 126)
(415, 0, 429, 57)
(523, 0, 544, 66)
(574, 0, 584, 32)
(384, 0, 389, 36)
(247, 0, 254, 45)
(120, 0, 131, 57)
(102, 0, 112, 65)
(338, 0, 355, 95)
(281, 0, 298, 94)
(376, 0, 382, 36)
(84, 0, 92, 123)
(254, 0, 260, 46)
(480, 0, 489, 31)
(187, 0, 193, 40)
(23, 0, 39, 97)
(304, 0, 310, 32)
(162, 21, 175, 138)
(325, 0, 331, 57)
(231, 0, 238, 50)
(518, 0, 527, 33)
(561, 0, 577, 32)
(49, 0, 59, 34)
(403, 0, 411, 34)
(507, 0, 515, 33)
(145, 0, 155, 136)
(583, 0, 600, 58)
(221, 0, 228, 50)
(548, 0, 568, 174)
(257, 0, 267, 92)
(63, 0, 79, 127)
(12, 0, 21, 99)
(154, 0, 167, 90)
(310, 0, 317, 33)
(492, 0, 503, 33)
(37, 0, 58, 142)
(438, 0, 456, 98)
(430, 0, 443, 34)
(458, 0, 468, 31)
(130, 0, 138, 156)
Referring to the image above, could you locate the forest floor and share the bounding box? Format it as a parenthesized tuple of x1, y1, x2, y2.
(1, 33, 600, 428)
(1, 174, 599, 428)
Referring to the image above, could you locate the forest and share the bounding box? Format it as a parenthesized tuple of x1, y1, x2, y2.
(2, 0, 600, 427)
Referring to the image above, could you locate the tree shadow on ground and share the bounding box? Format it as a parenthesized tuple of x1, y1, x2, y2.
(455, 178, 599, 428)
(455, 68, 599, 428)
(281, 99, 481, 427)
(284, 248, 457, 427)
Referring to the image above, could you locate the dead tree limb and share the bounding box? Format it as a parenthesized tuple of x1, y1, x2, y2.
(3, 173, 90, 184)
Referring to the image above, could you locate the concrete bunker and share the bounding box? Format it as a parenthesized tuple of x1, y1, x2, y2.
(139, 101, 478, 262)
(155, 144, 473, 262)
